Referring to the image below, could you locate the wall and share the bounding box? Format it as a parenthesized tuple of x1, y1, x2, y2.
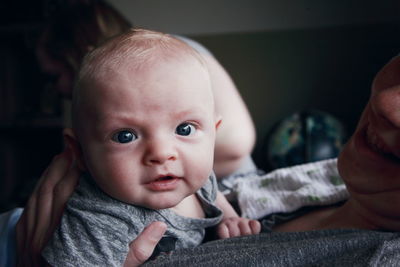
(109, 1, 400, 164)
(192, 25, 400, 164)
(111, 0, 400, 35)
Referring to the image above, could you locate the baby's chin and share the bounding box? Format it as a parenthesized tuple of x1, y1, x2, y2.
(119, 193, 190, 211)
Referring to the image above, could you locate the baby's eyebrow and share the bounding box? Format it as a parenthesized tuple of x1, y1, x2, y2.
(96, 112, 142, 125)
(91, 113, 140, 135)
(174, 108, 205, 119)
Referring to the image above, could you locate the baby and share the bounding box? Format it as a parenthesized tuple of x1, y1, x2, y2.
(42, 29, 260, 266)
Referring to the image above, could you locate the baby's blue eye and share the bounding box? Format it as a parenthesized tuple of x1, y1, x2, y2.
(176, 123, 196, 136)
(112, 130, 137, 143)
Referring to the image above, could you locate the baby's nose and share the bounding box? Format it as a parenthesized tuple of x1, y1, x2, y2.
(143, 139, 177, 166)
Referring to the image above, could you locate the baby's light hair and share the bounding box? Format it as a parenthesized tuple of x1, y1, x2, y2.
(78, 29, 207, 80)
(71, 28, 210, 131)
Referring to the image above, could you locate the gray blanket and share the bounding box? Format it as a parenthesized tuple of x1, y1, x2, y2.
(145, 229, 400, 266)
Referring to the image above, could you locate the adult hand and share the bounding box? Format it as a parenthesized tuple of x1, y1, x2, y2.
(16, 148, 79, 267)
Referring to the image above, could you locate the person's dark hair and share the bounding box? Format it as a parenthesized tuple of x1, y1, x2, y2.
(39, 0, 132, 76)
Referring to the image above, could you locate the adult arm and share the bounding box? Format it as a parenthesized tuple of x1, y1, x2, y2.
(203, 53, 256, 178)
(177, 35, 256, 178)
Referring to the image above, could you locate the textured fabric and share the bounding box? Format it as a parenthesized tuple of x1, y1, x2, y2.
(236, 158, 349, 219)
(0, 208, 22, 267)
(145, 229, 400, 266)
(42, 173, 222, 267)
(218, 155, 260, 193)
(3, 209, 400, 266)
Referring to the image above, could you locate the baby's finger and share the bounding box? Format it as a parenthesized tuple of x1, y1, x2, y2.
(226, 221, 241, 238)
(249, 220, 261, 234)
(238, 220, 253, 236)
(124, 221, 167, 266)
(217, 223, 230, 239)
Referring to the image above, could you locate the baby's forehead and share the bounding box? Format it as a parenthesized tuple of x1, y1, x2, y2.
(74, 69, 215, 131)
(76, 55, 214, 110)
(73, 30, 215, 125)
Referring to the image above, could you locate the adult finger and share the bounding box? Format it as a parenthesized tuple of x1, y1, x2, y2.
(16, 149, 75, 266)
(47, 161, 80, 239)
(19, 152, 68, 258)
(34, 151, 73, 249)
(124, 221, 167, 267)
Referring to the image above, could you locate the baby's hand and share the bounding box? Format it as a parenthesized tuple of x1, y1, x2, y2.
(217, 217, 261, 239)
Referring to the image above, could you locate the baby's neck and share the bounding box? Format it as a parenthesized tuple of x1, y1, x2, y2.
(170, 194, 205, 219)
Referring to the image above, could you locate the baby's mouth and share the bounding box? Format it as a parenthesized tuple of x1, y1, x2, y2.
(150, 174, 183, 184)
(155, 176, 175, 181)
(146, 174, 182, 191)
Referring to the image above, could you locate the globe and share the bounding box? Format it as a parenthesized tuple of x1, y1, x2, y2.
(264, 110, 347, 171)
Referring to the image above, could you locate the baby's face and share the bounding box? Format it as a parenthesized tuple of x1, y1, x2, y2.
(77, 57, 217, 209)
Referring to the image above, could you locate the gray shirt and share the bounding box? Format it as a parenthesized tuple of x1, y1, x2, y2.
(42, 173, 223, 267)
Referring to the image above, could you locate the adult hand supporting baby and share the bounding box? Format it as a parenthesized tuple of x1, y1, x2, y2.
(15, 148, 166, 266)
(16, 148, 79, 267)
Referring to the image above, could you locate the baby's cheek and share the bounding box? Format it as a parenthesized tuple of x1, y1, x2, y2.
(89, 155, 128, 185)
(191, 151, 214, 188)
(196, 145, 215, 171)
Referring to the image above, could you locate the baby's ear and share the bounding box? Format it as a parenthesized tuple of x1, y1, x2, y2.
(63, 128, 87, 171)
